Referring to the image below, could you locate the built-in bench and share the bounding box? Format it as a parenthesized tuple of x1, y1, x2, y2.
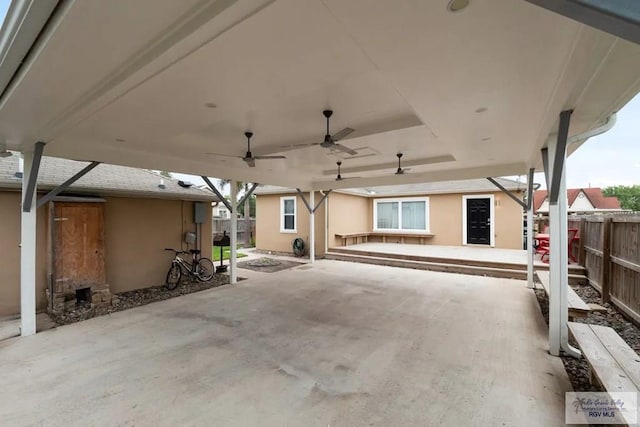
(335, 232, 435, 246)
(535, 270, 591, 319)
(568, 322, 640, 425)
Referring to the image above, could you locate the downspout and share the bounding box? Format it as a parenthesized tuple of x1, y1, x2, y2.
(567, 113, 617, 145)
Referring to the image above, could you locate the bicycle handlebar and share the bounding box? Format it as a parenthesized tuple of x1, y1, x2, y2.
(164, 248, 189, 255)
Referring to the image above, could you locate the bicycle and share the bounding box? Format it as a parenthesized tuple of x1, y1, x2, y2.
(164, 248, 214, 290)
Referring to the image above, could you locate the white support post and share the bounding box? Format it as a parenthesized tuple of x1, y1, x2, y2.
(526, 169, 535, 289)
(548, 141, 561, 356)
(527, 206, 534, 289)
(309, 190, 315, 263)
(547, 134, 580, 357)
(324, 191, 329, 255)
(230, 181, 238, 284)
(559, 164, 580, 357)
(20, 150, 37, 336)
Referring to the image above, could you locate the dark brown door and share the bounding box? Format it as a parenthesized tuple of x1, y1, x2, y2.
(53, 202, 106, 292)
(466, 198, 491, 245)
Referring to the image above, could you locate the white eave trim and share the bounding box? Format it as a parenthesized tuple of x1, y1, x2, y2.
(0, 0, 59, 100)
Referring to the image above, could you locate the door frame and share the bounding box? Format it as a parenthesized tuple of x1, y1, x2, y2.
(462, 194, 495, 247)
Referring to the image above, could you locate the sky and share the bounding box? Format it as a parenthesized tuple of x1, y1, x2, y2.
(0, 1, 7, 25)
(0, 1, 637, 192)
(563, 93, 640, 188)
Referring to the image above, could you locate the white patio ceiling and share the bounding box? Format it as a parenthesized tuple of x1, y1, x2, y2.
(1, 0, 639, 190)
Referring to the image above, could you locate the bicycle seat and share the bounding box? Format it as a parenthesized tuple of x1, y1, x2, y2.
(189, 249, 201, 255)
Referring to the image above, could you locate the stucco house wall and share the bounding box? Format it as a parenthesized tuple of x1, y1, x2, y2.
(327, 191, 370, 249)
(0, 193, 212, 317)
(104, 197, 212, 294)
(256, 191, 325, 256)
(256, 185, 524, 255)
(365, 191, 523, 248)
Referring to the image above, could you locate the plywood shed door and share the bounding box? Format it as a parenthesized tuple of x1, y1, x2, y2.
(53, 202, 106, 289)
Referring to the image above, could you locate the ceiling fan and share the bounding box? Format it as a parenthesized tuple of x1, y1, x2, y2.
(395, 153, 411, 175)
(207, 132, 286, 167)
(335, 161, 360, 181)
(317, 110, 357, 156)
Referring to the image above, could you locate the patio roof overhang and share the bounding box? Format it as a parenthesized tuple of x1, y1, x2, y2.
(0, 0, 639, 191)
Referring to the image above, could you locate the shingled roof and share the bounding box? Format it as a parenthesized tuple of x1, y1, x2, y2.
(255, 177, 526, 197)
(0, 155, 217, 202)
(533, 188, 621, 213)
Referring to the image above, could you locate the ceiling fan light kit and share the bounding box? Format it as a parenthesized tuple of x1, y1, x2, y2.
(396, 152, 406, 175)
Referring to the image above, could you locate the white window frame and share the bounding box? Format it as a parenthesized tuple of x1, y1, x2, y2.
(373, 197, 430, 233)
(280, 196, 297, 233)
(462, 194, 495, 247)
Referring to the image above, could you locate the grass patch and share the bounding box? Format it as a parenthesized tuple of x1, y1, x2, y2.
(212, 246, 248, 261)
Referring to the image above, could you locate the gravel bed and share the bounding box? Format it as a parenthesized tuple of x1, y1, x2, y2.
(252, 249, 305, 258)
(237, 257, 304, 273)
(534, 282, 640, 393)
(52, 274, 231, 325)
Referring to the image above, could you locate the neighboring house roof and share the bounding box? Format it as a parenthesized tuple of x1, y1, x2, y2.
(533, 188, 621, 213)
(0, 155, 217, 201)
(255, 177, 526, 197)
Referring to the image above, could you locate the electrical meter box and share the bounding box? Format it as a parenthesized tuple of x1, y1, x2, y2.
(184, 232, 196, 245)
(194, 202, 207, 224)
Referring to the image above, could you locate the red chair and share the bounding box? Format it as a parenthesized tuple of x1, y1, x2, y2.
(534, 236, 550, 263)
(567, 228, 579, 263)
(534, 228, 579, 264)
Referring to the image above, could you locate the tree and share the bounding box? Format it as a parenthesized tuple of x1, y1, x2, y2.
(237, 194, 256, 217)
(603, 185, 640, 212)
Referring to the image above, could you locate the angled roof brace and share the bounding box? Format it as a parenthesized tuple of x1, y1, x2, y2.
(296, 189, 332, 213)
(202, 176, 232, 212)
(549, 110, 572, 204)
(541, 147, 550, 190)
(36, 161, 101, 209)
(237, 183, 259, 210)
(22, 141, 45, 212)
(486, 177, 526, 209)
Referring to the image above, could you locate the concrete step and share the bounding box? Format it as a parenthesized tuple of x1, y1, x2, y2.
(325, 251, 589, 284)
(325, 251, 527, 280)
(328, 247, 526, 270)
(328, 247, 586, 273)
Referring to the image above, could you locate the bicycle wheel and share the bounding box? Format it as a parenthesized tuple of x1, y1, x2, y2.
(196, 258, 214, 282)
(165, 263, 181, 290)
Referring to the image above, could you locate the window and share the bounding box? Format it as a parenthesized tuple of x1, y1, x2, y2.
(280, 196, 297, 233)
(374, 197, 429, 232)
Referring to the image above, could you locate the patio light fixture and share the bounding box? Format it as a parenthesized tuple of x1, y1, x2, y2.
(447, 0, 469, 12)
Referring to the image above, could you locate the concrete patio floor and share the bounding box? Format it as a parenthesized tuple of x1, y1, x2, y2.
(0, 261, 571, 426)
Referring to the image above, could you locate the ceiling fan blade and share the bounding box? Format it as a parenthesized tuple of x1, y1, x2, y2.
(243, 157, 256, 167)
(333, 144, 358, 156)
(331, 127, 355, 142)
(205, 152, 242, 158)
(395, 168, 412, 175)
(253, 155, 286, 160)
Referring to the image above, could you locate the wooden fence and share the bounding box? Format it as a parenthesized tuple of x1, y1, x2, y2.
(570, 214, 640, 324)
(212, 218, 256, 246)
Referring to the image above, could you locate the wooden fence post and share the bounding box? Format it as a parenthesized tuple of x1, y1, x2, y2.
(601, 216, 612, 304)
(578, 218, 586, 266)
